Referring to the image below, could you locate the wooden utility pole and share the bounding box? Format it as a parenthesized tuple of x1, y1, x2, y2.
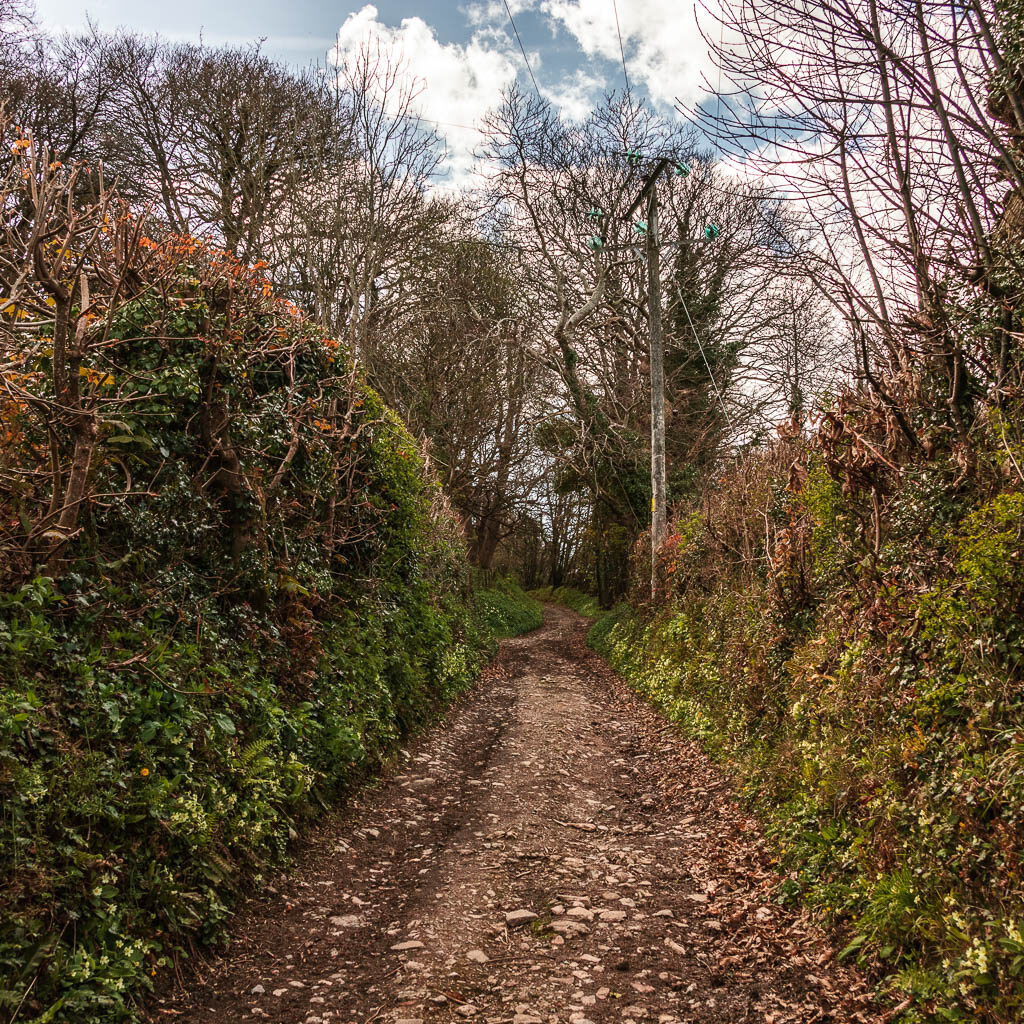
(625, 158, 669, 597)
(646, 186, 667, 590)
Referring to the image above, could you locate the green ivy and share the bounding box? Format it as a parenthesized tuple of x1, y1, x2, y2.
(0, 268, 497, 1022)
(474, 580, 544, 637)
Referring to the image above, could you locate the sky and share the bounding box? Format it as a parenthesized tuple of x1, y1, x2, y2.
(29, 1, 719, 181)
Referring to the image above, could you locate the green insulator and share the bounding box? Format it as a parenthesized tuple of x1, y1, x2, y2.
(673, 161, 691, 177)
(704, 223, 720, 239)
(588, 235, 605, 250)
(626, 148, 642, 166)
(588, 207, 603, 222)
(634, 220, 648, 234)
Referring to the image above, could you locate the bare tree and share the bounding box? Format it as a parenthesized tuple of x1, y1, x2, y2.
(0, 0, 35, 81)
(480, 87, 795, 595)
(272, 42, 444, 357)
(735, 275, 849, 429)
(360, 205, 544, 568)
(4, 27, 130, 190)
(122, 41, 332, 259)
(696, 0, 1024, 442)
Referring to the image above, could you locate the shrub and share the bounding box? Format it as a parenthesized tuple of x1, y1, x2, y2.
(587, 433, 1024, 1022)
(0, 239, 492, 1022)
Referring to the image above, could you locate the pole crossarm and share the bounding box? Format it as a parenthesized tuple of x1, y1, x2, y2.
(623, 157, 669, 223)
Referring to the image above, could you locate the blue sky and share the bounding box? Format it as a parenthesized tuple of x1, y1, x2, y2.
(31, 1, 465, 67)
(31, 1, 716, 182)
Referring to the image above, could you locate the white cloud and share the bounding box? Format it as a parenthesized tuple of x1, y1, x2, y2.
(540, 0, 717, 107)
(467, 0, 719, 112)
(540, 67, 605, 121)
(330, 5, 518, 186)
(328, 2, 719, 185)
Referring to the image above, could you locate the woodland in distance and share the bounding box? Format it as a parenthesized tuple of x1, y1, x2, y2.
(2, 0, 1024, 1021)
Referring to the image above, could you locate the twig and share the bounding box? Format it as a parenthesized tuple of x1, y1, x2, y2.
(553, 819, 597, 831)
(878, 998, 913, 1023)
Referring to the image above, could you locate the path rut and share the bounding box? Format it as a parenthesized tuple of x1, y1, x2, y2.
(149, 607, 879, 1024)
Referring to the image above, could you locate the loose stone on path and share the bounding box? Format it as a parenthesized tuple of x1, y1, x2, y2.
(504, 909, 538, 926)
(151, 607, 882, 1024)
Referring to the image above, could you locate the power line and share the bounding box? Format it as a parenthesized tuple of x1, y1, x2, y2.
(716, 13, 724, 124)
(503, 0, 542, 99)
(612, 0, 631, 97)
(393, 109, 484, 134)
(675, 286, 733, 432)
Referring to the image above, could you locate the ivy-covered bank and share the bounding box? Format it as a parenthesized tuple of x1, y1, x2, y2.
(0, 236, 537, 1023)
(476, 580, 545, 637)
(528, 586, 601, 618)
(583, 446, 1024, 1023)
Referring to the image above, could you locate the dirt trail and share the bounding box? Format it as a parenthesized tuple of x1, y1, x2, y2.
(150, 607, 879, 1024)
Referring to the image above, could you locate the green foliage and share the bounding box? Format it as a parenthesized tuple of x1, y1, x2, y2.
(529, 585, 602, 618)
(474, 580, 544, 638)
(585, 603, 632, 651)
(587, 443, 1024, 1022)
(0, 259, 493, 1022)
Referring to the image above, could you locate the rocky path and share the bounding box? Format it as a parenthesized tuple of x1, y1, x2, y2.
(150, 607, 879, 1024)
